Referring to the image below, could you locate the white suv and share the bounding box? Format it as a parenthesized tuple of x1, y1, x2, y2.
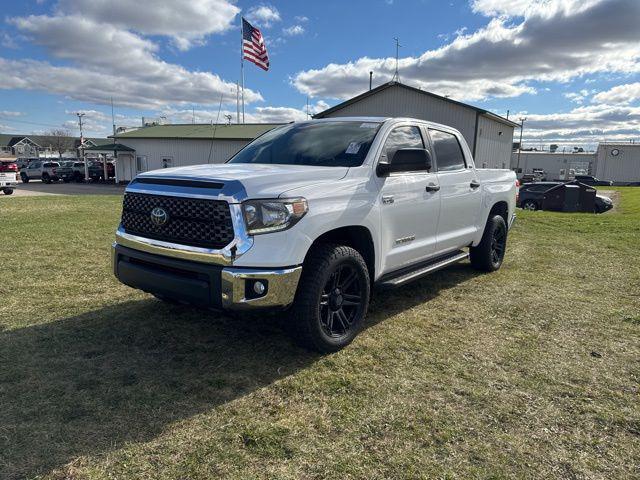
(20, 161, 60, 184)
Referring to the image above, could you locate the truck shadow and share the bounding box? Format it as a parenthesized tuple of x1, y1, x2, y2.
(0, 264, 475, 479)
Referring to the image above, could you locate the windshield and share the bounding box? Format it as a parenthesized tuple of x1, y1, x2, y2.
(228, 121, 382, 167)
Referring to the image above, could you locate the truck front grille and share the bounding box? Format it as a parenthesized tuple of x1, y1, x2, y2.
(121, 193, 234, 249)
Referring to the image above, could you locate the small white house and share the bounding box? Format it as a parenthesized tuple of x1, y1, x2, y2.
(593, 143, 640, 183)
(511, 151, 596, 180)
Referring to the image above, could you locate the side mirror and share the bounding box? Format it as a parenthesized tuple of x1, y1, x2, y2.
(377, 148, 432, 176)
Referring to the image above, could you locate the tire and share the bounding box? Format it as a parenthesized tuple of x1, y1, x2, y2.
(290, 244, 370, 353)
(20, 173, 29, 184)
(63, 178, 70, 183)
(470, 214, 508, 272)
(3, 188, 14, 195)
(42, 174, 51, 184)
(522, 200, 538, 211)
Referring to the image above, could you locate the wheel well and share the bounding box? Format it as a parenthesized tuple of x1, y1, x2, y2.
(308, 226, 375, 279)
(489, 201, 509, 224)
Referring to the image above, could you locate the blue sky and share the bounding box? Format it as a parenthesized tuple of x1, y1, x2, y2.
(1, 0, 639, 149)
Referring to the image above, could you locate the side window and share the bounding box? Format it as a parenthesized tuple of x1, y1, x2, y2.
(381, 126, 424, 162)
(430, 129, 466, 172)
(161, 157, 173, 168)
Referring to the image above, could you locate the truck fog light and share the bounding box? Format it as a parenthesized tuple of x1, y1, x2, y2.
(253, 281, 266, 295)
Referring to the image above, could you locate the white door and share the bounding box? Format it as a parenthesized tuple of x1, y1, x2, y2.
(429, 128, 481, 252)
(377, 125, 441, 275)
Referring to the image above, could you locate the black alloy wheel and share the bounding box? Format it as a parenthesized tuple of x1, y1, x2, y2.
(491, 221, 507, 266)
(319, 263, 364, 339)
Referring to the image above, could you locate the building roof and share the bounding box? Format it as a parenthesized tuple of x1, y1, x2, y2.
(0, 134, 110, 148)
(313, 81, 520, 128)
(112, 123, 284, 140)
(84, 143, 135, 152)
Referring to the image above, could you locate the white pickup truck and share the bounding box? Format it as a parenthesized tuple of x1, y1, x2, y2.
(112, 117, 517, 351)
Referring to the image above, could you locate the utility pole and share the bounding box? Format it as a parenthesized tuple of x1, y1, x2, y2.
(392, 37, 401, 82)
(306, 96, 310, 119)
(516, 117, 526, 174)
(369, 71, 373, 90)
(77, 112, 88, 181)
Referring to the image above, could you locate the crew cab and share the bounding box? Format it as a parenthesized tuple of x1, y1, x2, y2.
(112, 118, 517, 352)
(0, 160, 18, 195)
(20, 160, 60, 184)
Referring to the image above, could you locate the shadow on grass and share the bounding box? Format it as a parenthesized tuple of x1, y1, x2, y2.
(0, 263, 476, 479)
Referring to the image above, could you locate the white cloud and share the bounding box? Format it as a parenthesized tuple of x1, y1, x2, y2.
(0, 111, 23, 117)
(294, 15, 309, 22)
(5, 14, 262, 109)
(245, 5, 281, 28)
(593, 82, 640, 105)
(563, 89, 597, 104)
(470, 0, 546, 17)
(55, 0, 239, 50)
(282, 25, 304, 36)
(293, 0, 640, 102)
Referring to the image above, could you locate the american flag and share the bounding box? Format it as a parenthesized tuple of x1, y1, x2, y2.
(242, 18, 269, 71)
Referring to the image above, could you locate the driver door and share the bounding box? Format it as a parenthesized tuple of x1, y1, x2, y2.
(377, 125, 441, 275)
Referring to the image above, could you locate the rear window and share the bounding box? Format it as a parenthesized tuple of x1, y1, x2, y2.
(430, 129, 466, 171)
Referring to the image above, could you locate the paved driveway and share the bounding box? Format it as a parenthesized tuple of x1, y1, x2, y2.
(1, 180, 125, 197)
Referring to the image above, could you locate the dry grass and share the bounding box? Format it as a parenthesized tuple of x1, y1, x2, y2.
(0, 189, 638, 479)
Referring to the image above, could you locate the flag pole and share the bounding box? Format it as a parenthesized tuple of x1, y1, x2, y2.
(240, 17, 245, 124)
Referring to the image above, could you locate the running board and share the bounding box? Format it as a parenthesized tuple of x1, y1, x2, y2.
(377, 250, 469, 288)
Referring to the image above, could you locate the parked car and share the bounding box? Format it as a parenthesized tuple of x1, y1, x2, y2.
(517, 182, 562, 210)
(112, 117, 517, 352)
(594, 194, 613, 213)
(0, 160, 18, 195)
(57, 161, 86, 182)
(574, 175, 613, 186)
(520, 172, 544, 184)
(88, 161, 115, 181)
(20, 160, 60, 183)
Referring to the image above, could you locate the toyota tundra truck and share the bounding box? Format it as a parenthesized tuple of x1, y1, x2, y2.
(112, 117, 517, 352)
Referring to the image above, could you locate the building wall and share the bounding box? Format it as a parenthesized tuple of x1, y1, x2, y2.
(475, 115, 514, 169)
(510, 151, 595, 180)
(319, 85, 513, 169)
(594, 144, 640, 183)
(116, 137, 250, 181)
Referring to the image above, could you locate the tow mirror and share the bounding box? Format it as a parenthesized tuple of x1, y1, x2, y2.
(377, 148, 432, 176)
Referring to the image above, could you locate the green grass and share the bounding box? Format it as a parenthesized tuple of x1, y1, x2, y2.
(1, 190, 639, 479)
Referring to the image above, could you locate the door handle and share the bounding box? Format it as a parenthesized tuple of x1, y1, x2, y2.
(470, 180, 481, 189)
(425, 183, 440, 192)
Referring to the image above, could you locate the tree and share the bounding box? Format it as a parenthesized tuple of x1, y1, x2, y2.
(43, 129, 75, 158)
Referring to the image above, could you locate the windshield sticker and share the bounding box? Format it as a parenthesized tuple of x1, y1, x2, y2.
(360, 122, 378, 129)
(345, 142, 361, 155)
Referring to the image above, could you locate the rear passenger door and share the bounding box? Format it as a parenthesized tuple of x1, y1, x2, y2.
(430, 128, 481, 252)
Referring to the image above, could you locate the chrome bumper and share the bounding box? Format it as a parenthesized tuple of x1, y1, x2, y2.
(509, 213, 516, 230)
(221, 266, 302, 310)
(112, 242, 302, 311)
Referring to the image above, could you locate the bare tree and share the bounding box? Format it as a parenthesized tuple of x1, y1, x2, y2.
(43, 129, 75, 158)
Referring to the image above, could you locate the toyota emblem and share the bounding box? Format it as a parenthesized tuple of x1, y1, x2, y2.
(150, 207, 169, 226)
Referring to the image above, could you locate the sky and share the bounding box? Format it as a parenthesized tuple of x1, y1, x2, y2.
(1, 0, 639, 150)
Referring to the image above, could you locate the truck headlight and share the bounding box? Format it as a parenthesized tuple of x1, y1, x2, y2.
(242, 198, 308, 235)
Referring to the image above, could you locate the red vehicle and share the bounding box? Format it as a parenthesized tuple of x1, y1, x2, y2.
(0, 161, 18, 195)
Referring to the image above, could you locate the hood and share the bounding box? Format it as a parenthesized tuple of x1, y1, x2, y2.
(137, 163, 349, 200)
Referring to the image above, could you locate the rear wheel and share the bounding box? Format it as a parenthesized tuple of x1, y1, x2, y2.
(470, 214, 508, 272)
(290, 244, 370, 353)
(2, 188, 14, 195)
(20, 173, 29, 183)
(42, 174, 51, 184)
(522, 200, 538, 211)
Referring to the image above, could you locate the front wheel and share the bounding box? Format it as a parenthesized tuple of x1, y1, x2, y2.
(2, 188, 14, 195)
(290, 244, 370, 353)
(20, 173, 29, 184)
(470, 214, 508, 272)
(42, 174, 51, 184)
(522, 200, 538, 211)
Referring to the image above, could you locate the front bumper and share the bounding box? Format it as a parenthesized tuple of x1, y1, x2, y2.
(112, 243, 301, 310)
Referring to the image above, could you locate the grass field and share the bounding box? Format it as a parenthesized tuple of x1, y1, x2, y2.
(1, 189, 638, 479)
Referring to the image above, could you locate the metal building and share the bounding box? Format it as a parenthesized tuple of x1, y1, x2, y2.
(112, 123, 282, 182)
(511, 151, 596, 180)
(593, 143, 640, 183)
(314, 81, 518, 169)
